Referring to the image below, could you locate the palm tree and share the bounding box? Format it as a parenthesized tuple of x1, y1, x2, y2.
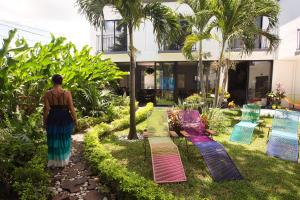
(76, 0, 180, 139)
(181, 0, 214, 98)
(210, 0, 280, 107)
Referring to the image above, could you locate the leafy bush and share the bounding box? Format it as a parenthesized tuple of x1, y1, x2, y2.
(0, 111, 50, 200)
(84, 103, 176, 199)
(12, 145, 50, 200)
(0, 30, 126, 119)
(185, 93, 203, 104)
(202, 108, 228, 134)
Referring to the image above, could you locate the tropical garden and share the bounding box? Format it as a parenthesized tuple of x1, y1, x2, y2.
(1, 0, 300, 200)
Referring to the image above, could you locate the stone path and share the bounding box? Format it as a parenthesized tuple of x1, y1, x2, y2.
(49, 133, 115, 200)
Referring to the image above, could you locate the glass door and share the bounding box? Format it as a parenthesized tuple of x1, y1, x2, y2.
(155, 62, 175, 105)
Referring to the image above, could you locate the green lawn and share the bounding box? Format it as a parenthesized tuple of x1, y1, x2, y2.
(101, 110, 300, 200)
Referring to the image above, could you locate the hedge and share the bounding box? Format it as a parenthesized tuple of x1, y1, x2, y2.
(84, 103, 177, 199)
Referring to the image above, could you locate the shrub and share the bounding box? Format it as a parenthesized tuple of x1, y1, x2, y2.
(84, 103, 176, 199)
(202, 108, 228, 134)
(0, 111, 50, 200)
(12, 145, 50, 200)
(185, 93, 203, 104)
(111, 103, 153, 131)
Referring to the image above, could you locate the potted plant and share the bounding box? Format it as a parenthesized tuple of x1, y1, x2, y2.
(267, 83, 286, 109)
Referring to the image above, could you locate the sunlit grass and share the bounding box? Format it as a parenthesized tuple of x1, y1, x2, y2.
(102, 109, 300, 200)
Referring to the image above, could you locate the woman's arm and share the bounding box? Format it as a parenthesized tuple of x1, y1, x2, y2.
(43, 92, 50, 128)
(67, 91, 78, 126)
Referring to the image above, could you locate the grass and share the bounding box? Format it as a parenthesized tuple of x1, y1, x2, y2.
(101, 109, 300, 200)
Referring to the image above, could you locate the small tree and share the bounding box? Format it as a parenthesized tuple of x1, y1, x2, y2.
(77, 0, 180, 139)
(181, 0, 214, 99)
(210, 0, 280, 107)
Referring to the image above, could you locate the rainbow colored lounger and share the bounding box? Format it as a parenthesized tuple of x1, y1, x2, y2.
(230, 104, 261, 144)
(179, 110, 243, 182)
(144, 109, 186, 183)
(267, 110, 299, 162)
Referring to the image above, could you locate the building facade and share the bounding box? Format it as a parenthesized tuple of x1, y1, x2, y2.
(90, 0, 299, 106)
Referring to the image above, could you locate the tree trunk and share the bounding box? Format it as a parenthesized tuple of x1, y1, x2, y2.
(198, 41, 206, 99)
(127, 25, 137, 140)
(220, 64, 229, 106)
(214, 42, 225, 107)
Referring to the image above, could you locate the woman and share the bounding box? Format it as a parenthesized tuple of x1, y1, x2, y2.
(43, 74, 77, 168)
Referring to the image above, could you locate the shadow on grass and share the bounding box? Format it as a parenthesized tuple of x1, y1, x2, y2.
(102, 134, 300, 200)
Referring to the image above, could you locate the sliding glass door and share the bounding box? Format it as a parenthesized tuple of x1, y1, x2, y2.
(155, 62, 175, 105)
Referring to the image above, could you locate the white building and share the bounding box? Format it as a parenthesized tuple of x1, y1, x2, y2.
(90, 0, 300, 107)
(273, 0, 300, 108)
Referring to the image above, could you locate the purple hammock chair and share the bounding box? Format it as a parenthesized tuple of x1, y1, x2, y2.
(178, 110, 243, 182)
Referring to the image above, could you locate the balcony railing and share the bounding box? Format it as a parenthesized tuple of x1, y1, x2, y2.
(159, 43, 196, 52)
(229, 36, 270, 51)
(96, 33, 127, 53)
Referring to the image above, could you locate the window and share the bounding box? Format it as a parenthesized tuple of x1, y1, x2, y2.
(297, 29, 300, 50)
(100, 20, 127, 52)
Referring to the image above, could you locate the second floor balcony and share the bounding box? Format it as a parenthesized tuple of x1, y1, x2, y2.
(97, 33, 127, 53)
(229, 36, 270, 51)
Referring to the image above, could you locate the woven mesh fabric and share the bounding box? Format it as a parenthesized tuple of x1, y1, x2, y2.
(241, 104, 261, 122)
(272, 110, 299, 134)
(230, 104, 261, 144)
(267, 110, 299, 162)
(148, 137, 187, 183)
(179, 110, 206, 137)
(195, 142, 243, 181)
(267, 135, 299, 162)
(230, 121, 258, 144)
(147, 109, 169, 137)
(147, 109, 187, 183)
(178, 110, 243, 181)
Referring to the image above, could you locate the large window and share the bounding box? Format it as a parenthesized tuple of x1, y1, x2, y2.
(99, 20, 127, 52)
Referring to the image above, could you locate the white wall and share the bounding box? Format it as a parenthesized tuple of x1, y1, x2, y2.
(277, 0, 300, 59)
(272, 60, 296, 98)
(90, 1, 273, 62)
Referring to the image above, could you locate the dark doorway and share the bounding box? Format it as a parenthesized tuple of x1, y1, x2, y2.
(228, 62, 249, 106)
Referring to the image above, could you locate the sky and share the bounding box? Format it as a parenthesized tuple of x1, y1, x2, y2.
(0, 0, 91, 48)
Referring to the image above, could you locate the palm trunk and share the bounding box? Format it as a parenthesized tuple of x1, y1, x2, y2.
(198, 41, 206, 99)
(220, 63, 229, 106)
(214, 42, 225, 107)
(128, 24, 137, 140)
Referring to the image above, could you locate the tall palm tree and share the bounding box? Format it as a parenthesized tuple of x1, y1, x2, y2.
(76, 0, 180, 139)
(181, 0, 214, 98)
(210, 0, 280, 107)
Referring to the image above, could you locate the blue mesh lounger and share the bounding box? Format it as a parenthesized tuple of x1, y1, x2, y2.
(195, 141, 243, 182)
(266, 110, 299, 162)
(230, 104, 261, 144)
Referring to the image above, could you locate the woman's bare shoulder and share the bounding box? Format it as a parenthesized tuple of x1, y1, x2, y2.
(63, 90, 72, 97)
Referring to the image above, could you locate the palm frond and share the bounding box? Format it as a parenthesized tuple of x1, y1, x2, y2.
(254, 0, 280, 29)
(144, 2, 180, 47)
(76, 0, 112, 27)
(182, 33, 211, 60)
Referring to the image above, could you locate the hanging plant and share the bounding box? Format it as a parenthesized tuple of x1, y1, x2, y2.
(145, 67, 154, 75)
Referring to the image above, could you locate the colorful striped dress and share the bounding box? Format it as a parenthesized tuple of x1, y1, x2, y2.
(46, 91, 74, 167)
